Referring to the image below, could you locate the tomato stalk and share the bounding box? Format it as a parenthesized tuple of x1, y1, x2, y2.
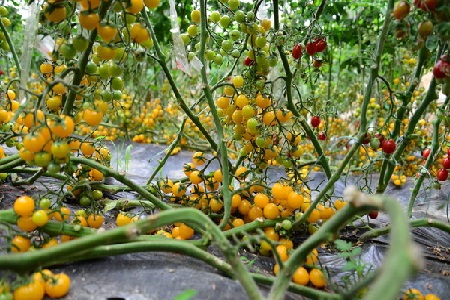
(376, 45, 443, 194)
(0, 17, 20, 78)
(197, 0, 234, 232)
(360, 217, 450, 242)
(62, 1, 111, 115)
(407, 118, 442, 217)
(71, 157, 171, 210)
(141, 9, 219, 153)
(273, 0, 332, 180)
(269, 186, 420, 300)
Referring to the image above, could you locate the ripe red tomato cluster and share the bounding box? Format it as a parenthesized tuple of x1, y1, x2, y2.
(414, 0, 438, 12)
(305, 38, 327, 56)
(437, 149, 450, 181)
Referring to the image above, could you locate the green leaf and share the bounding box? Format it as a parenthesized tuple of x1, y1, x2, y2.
(172, 289, 198, 300)
(342, 261, 358, 272)
(351, 247, 362, 256)
(334, 239, 352, 251)
(103, 201, 117, 213)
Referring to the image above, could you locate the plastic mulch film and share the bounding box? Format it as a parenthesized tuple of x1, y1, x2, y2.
(168, 0, 202, 77)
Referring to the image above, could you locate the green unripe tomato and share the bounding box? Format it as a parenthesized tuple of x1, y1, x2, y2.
(228, 0, 240, 11)
(221, 39, 233, 52)
(205, 50, 216, 60)
(219, 15, 231, 28)
(209, 11, 221, 23)
(230, 30, 241, 41)
(234, 10, 245, 23)
(111, 77, 124, 90)
(213, 54, 223, 65)
(180, 33, 190, 45)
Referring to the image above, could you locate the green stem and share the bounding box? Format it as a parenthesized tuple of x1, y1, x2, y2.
(52, 239, 234, 277)
(293, 133, 364, 227)
(407, 119, 440, 217)
(62, 1, 111, 115)
(0, 19, 21, 78)
(252, 273, 343, 300)
(146, 118, 186, 185)
(273, 0, 332, 180)
(358, 0, 394, 132)
(141, 9, 218, 152)
(364, 198, 421, 300)
(359, 217, 450, 242)
(70, 157, 171, 210)
(198, 0, 233, 230)
(379, 77, 438, 192)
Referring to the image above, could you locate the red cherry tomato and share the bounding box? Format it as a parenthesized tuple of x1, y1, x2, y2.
(422, 148, 431, 159)
(318, 132, 327, 140)
(314, 39, 327, 52)
(436, 169, 448, 181)
(368, 210, 378, 219)
(292, 44, 302, 59)
(243, 56, 254, 66)
(442, 158, 450, 169)
(313, 59, 323, 68)
(433, 57, 449, 79)
(306, 42, 317, 56)
(310, 116, 320, 127)
(381, 139, 396, 154)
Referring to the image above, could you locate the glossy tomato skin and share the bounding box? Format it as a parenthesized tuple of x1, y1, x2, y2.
(292, 44, 302, 59)
(313, 59, 323, 68)
(394, 1, 410, 20)
(381, 139, 396, 154)
(314, 39, 327, 52)
(436, 168, 449, 181)
(310, 116, 320, 127)
(433, 57, 449, 79)
(368, 210, 378, 219)
(306, 42, 317, 56)
(243, 56, 254, 66)
(318, 132, 327, 140)
(422, 148, 431, 159)
(442, 157, 450, 169)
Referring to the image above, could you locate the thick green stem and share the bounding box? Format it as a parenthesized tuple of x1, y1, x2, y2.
(273, 0, 332, 180)
(358, 0, 394, 132)
(376, 47, 430, 194)
(52, 239, 234, 277)
(71, 157, 171, 210)
(379, 77, 438, 192)
(0, 20, 20, 78)
(360, 217, 450, 242)
(146, 118, 187, 185)
(293, 133, 364, 227)
(62, 2, 111, 115)
(407, 119, 440, 217)
(364, 197, 421, 300)
(141, 9, 218, 152)
(198, 0, 233, 230)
